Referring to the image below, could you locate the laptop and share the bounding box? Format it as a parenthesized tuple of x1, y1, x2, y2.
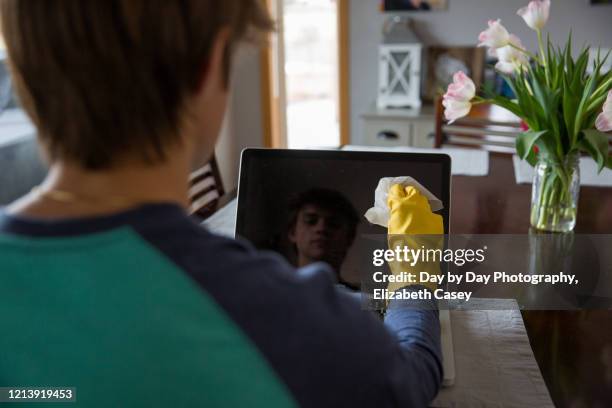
(235, 148, 455, 387)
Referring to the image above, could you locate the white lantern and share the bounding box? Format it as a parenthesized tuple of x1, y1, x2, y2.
(377, 17, 422, 109)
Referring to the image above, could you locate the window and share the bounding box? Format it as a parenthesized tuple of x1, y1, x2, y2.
(261, 0, 349, 149)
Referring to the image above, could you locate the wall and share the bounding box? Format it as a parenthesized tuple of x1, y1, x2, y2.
(215, 45, 265, 192)
(0, 135, 47, 205)
(349, 0, 612, 143)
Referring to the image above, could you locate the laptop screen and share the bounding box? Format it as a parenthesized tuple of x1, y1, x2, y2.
(236, 149, 451, 287)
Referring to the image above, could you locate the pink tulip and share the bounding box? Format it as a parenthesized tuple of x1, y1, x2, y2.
(517, 0, 551, 31)
(443, 98, 473, 123)
(595, 90, 612, 132)
(487, 47, 498, 58)
(442, 71, 476, 123)
(478, 19, 511, 49)
(495, 35, 529, 74)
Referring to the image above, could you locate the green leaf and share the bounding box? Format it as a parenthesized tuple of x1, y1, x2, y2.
(564, 31, 573, 74)
(582, 130, 610, 172)
(607, 155, 612, 170)
(531, 75, 550, 117)
(592, 48, 611, 76)
(515, 70, 545, 129)
(585, 88, 609, 121)
(489, 96, 524, 119)
(516, 130, 548, 160)
(525, 144, 539, 167)
(587, 72, 612, 109)
(574, 72, 598, 137)
(562, 76, 577, 143)
(571, 48, 590, 90)
(579, 138, 597, 157)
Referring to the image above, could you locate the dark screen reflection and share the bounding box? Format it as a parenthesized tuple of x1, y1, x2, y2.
(285, 188, 360, 289)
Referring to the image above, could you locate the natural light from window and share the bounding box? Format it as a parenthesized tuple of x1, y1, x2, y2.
(283, 0, 339, 149)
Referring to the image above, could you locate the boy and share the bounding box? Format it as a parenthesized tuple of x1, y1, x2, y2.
(287, 188, 358, 279)
(0, 1, 442, 406)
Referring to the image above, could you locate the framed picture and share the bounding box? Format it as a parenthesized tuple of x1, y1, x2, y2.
(382, 0, 448, 12)
(422, 46, 485, 103)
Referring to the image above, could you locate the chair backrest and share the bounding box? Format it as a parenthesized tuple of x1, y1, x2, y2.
(434, 97, 523, 154)
(189, 155, 224, 220)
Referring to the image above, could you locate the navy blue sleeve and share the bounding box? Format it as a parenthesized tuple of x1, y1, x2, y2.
(135, 216, 443, 407)
(385, 298, 443, 405)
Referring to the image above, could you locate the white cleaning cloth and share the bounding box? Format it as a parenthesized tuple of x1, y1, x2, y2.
(364, 177, 443, 227)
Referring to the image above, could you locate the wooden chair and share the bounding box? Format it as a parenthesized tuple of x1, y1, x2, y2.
(434, 97, 523, 153)
(188, 155, 225, 220)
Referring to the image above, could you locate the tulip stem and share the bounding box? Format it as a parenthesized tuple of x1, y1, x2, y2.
(531, 157, 578, 232)
(537, 30, 547, 64)
(536, 29, 551, 85)
(589, 76, 612, 104)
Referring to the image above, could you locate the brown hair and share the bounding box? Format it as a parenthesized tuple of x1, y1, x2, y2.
(0, 0, 273, 169)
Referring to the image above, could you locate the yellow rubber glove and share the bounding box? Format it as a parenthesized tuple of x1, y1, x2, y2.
(388, 185, 443, 235)
(387, 184, 444, 293)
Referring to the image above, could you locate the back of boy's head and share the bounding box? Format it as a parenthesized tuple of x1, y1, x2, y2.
(0, 0, 273, 169)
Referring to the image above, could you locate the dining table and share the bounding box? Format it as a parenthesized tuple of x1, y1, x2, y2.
(203, 149, 611, 407)
(451, 153, 612, 408)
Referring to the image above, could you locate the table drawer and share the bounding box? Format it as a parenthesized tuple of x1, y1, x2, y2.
(362, 118, 412, 147)
(412, 120, 435, 148)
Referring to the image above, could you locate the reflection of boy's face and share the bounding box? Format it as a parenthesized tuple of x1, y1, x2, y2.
(289, 204, 354, 270)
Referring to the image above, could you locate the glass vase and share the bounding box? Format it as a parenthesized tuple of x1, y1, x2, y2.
(530, 153, 580, 232)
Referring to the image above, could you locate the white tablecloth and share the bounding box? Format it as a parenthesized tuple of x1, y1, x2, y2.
(203, 199, 554, 407)
(513, 154, 612, 187)
(432, 300, 554, 408)
(342, 145, 490, 177)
